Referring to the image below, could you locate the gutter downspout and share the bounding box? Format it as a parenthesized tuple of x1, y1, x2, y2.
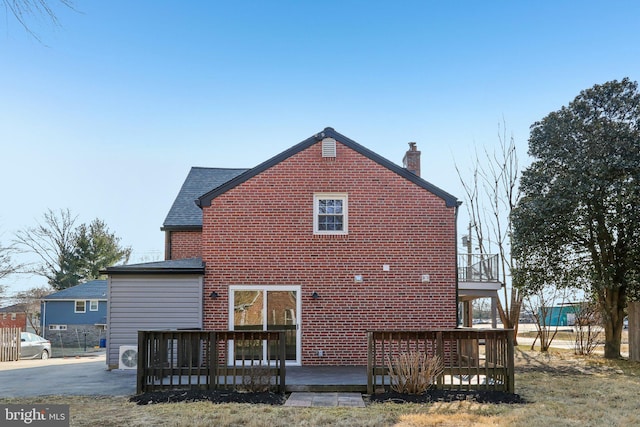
(455, 201, 462, 328)
(41, 301, 46, 339)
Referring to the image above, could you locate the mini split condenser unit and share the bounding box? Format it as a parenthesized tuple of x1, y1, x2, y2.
(118, 345, 138, 370)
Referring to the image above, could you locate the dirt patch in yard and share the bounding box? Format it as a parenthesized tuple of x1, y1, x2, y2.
(515, 348, 626, 376)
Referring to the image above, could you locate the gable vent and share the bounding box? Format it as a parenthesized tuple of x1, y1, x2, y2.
(321, 137, 337, 158)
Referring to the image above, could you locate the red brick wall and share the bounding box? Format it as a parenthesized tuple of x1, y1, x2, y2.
(201, 141, 457, 365)
(0, 312, 27, 330)
(169, 231, 202, 260)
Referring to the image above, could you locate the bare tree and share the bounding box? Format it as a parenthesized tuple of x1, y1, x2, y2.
(14, 208, 78, 289)
(472, 298, 491, 322)
(13, 286, 51, 335)
(455, 121, 523, 338)
(1, 232, 23, 304)
(1, 251, 12, 303)
(1, 244, 18, 282)
(1, 232, 21, 280)
(14, 209, 131, 290)
(1, 0, 75, 42)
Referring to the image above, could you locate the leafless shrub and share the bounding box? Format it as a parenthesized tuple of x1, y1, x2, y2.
(241, 363, 272, 392)
(386, 352, 443, 394)
(524, 284, 573, 352)
(573, 301, 603, 355)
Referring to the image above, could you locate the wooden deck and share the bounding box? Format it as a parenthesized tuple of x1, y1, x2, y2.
(136, 329, 515, 394)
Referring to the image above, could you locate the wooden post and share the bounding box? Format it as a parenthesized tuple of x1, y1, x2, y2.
(629, 302, 640, 362)
(136, 331, 145, 394)
(506, 329, 515, 393)
(436, 331, 444, 387)
(209, 332, 217, 390)
(367, 331, 373, 394)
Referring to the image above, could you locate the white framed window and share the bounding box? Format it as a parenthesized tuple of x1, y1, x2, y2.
(89, 300, 99, 311)
(313, 193, 348, 235)
(11, 313, 16, 320)
(75, 300, 86, 313)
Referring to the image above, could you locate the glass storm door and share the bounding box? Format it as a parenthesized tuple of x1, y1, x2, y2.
(230, 286, 300, 365)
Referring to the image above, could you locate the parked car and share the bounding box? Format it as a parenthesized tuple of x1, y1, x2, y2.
(623, 317, 628, 329)
(20, 332, 51, 360)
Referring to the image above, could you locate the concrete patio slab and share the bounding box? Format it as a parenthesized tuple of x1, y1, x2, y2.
(285, 366, 367, 392)
(284, 392, 365, 407)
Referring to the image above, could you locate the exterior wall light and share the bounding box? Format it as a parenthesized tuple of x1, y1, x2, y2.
(311, 291, 320, 299)
(210, 291, 220, 299)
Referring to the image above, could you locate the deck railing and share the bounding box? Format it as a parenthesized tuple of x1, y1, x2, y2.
(137, 330, 286, 394)
(458, 253, 500, 282)
(137, 329, 514, 395)
(367, 329, 514, 394)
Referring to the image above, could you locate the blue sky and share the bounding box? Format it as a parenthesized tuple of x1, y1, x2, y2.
(1, 1, 639, 294)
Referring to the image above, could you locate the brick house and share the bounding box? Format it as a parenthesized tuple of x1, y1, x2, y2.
(105, 128, 461, 368)
(0, 304, 28, 331)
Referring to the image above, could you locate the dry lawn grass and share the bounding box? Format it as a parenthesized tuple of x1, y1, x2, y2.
(2, 349, 639, 426)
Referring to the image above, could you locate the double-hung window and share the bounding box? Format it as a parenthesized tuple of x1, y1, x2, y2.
(313, 193, 348, 235)
(75, 300, 86, 313)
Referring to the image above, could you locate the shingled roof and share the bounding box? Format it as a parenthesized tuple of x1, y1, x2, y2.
(103, 257, 205, 275)
(162, 167, 247, 230)
(0, 303, 27, 313)
(43, 280, 107, 300)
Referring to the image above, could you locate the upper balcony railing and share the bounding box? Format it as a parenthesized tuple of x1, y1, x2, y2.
(458, 253, 500, 283)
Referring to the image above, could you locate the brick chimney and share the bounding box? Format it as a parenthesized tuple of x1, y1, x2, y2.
(402, 142, 421, 176)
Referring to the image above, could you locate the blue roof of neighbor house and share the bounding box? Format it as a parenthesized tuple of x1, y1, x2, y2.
(104, 257, 205, 275)
(43, 280, 108, 301)
(162, 167, 248, 230)
(197, 127, 460, 208)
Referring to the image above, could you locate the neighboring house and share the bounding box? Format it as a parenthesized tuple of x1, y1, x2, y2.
(0, 304, 28, 331)
(105, 127, 461, 368)
(41, 280, 108, 348)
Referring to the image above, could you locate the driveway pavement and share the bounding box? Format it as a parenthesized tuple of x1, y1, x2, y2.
(0, 352, 136, 397)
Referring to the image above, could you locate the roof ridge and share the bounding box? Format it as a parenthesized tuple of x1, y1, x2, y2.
(197, 128, 459, 208)
(190, 166, 249, 171)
